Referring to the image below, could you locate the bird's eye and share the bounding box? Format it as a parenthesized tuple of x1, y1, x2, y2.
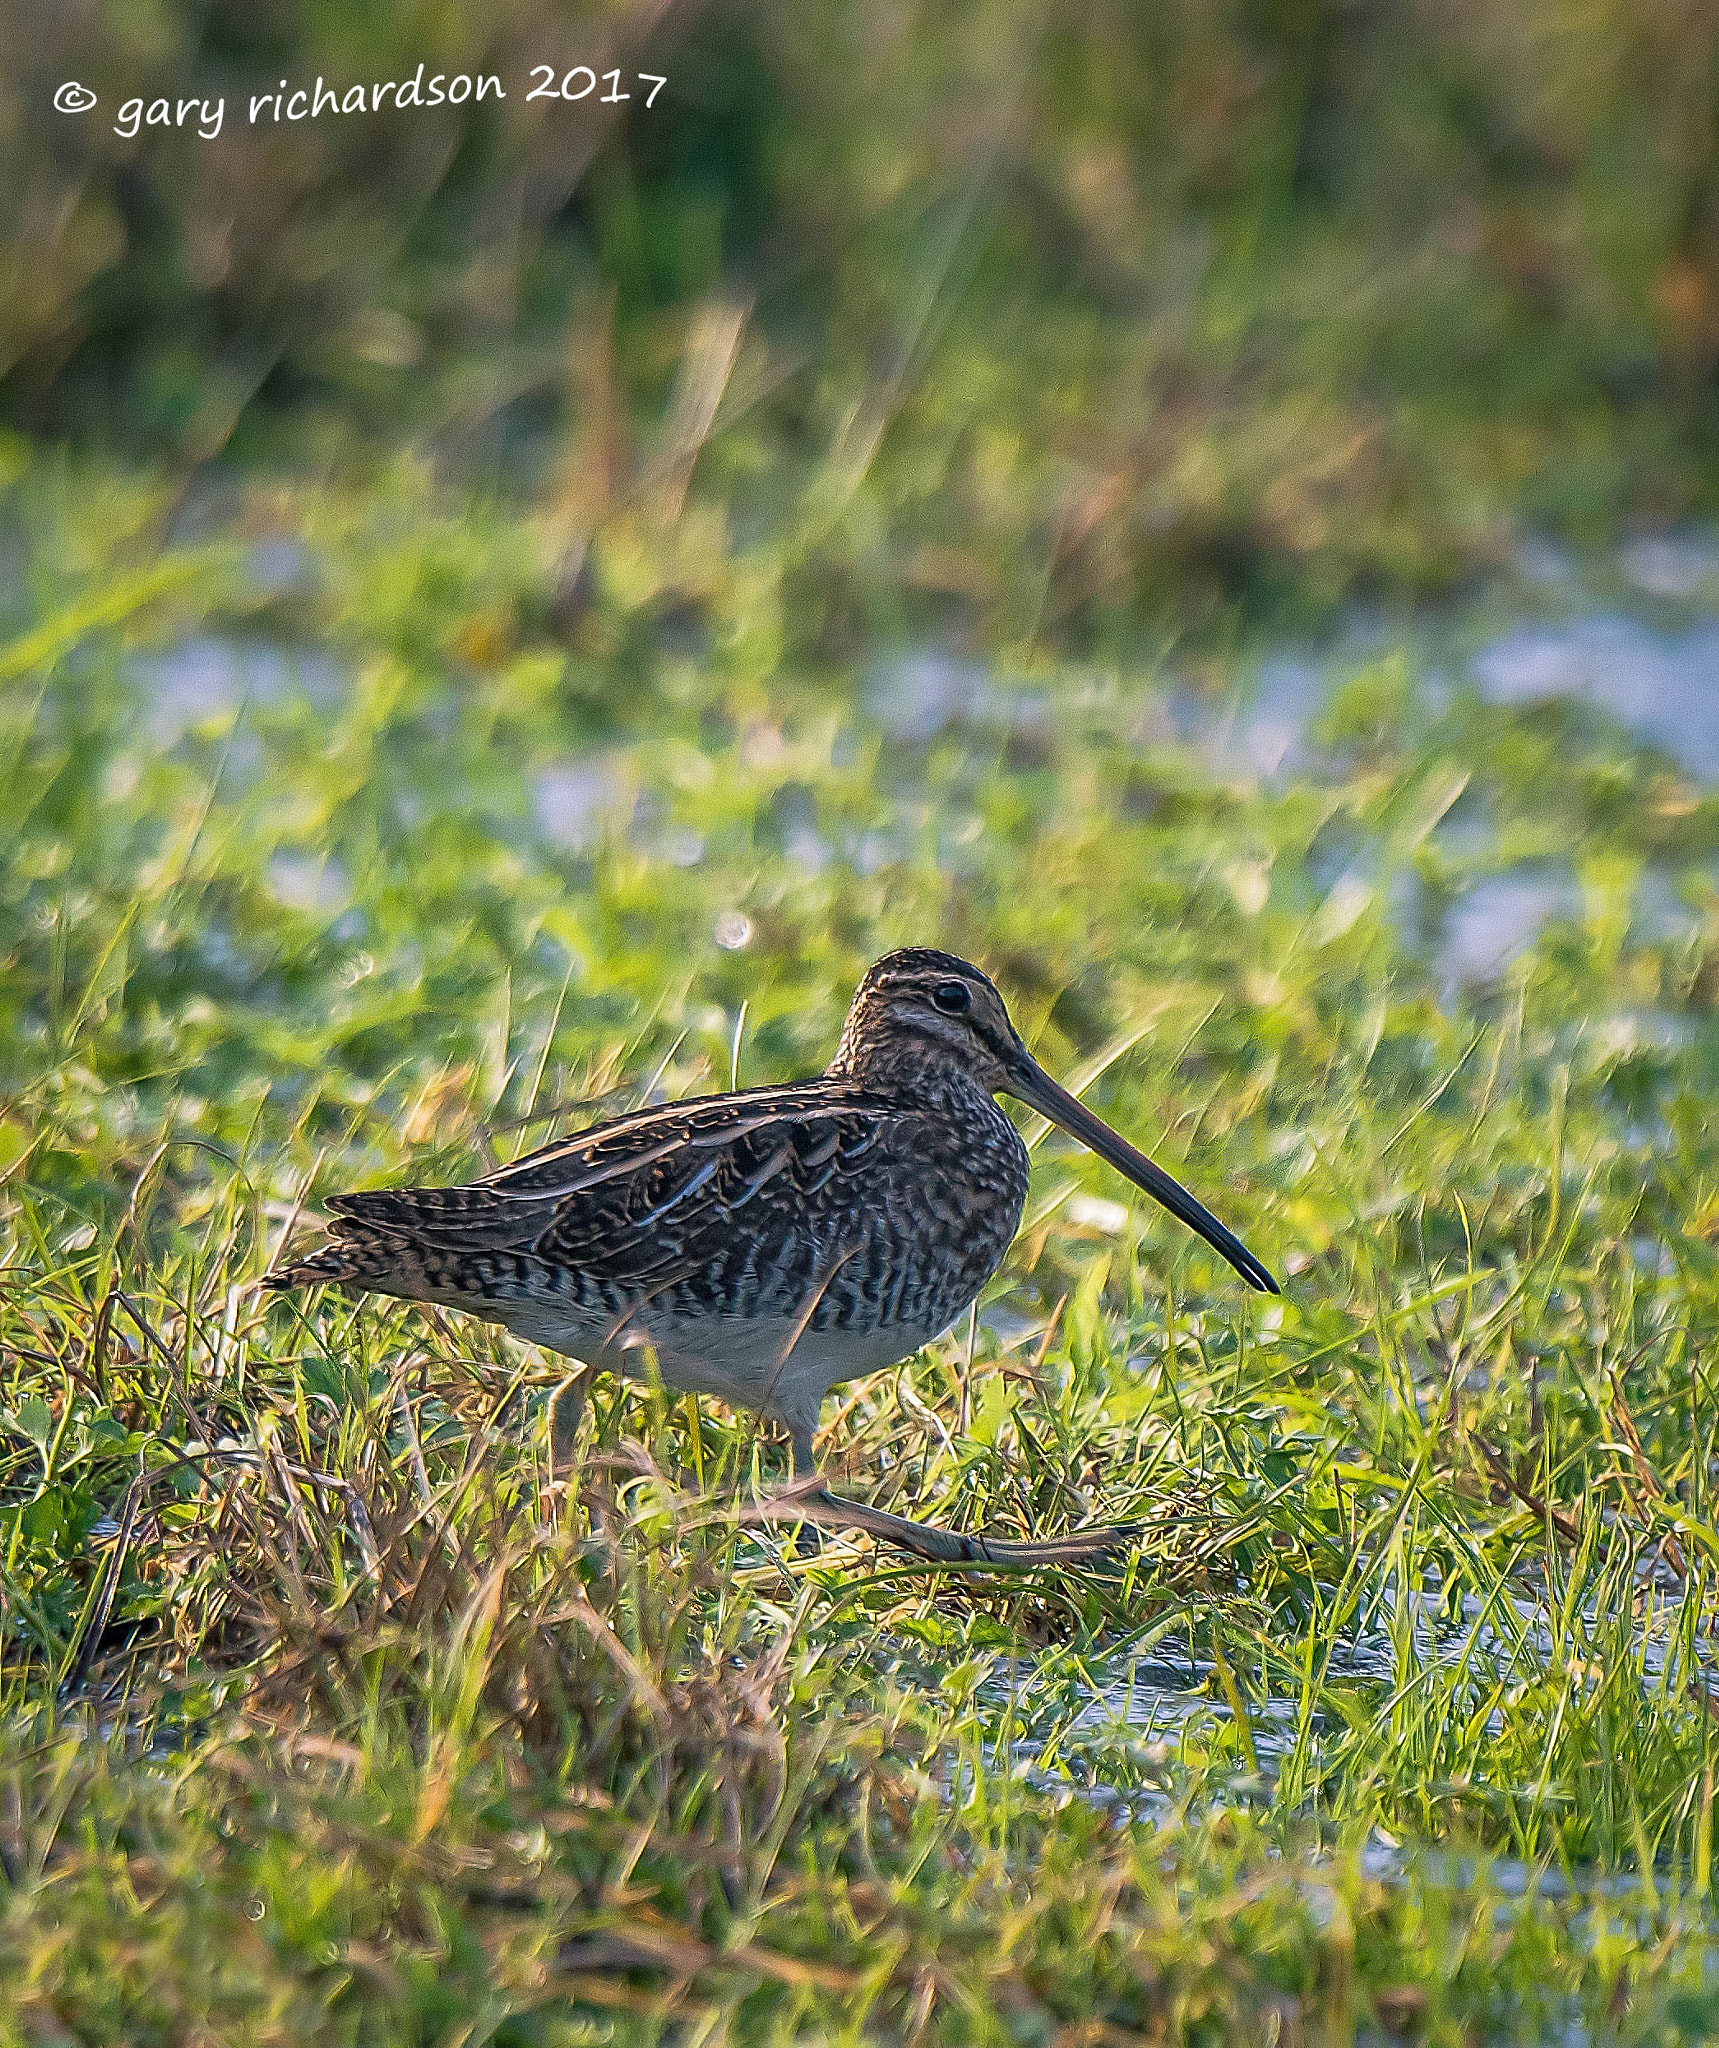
(931, 980, 972, 1016)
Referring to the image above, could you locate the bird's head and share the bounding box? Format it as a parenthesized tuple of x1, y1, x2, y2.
(831, 948, 1025, 1092)
(830, 947, 1278, 1294)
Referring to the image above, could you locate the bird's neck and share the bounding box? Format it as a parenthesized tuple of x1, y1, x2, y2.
(826, 1037, 991, 1109)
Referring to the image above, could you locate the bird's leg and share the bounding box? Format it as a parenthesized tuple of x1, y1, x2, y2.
(749, 1485, 1141, 1566)
(780, 1424, 829, 1556)
(549, 1368, 590, 1483)
(750, 1268, 1132, 1566)
(754, 1423, 1140, 1566)
(761, 1390, 1135, 1566)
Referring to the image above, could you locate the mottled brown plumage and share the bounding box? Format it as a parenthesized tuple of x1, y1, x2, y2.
(265, 948, 1276, 1563)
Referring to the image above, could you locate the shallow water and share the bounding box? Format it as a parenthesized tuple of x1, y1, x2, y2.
(126, 531, 1719, 1001)
(991, 1561, 1719, 1818)
(1473, 613, 1719, 782)
(129, 634, 343, 748)
(1195, 537, 1719, 991)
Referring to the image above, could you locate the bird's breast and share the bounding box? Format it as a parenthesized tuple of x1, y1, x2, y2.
(801, 1084, 1030, 1338)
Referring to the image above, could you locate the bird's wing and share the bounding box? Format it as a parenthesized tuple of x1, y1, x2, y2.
(323, 1084, 899, 1292)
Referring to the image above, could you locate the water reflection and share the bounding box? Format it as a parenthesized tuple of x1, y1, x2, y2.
(130, 635, 342, 747)
(1437, 868, 1583, 986)
(1474, 613, 1719, 781)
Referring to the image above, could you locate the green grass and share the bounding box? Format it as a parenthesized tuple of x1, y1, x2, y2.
(10, 3, 1719, 638)
(7, 453, 1719, 2041)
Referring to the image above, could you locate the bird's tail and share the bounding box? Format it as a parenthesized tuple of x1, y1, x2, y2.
(259, 1231, 413, 1293)
(262, 1179, 556, 1297)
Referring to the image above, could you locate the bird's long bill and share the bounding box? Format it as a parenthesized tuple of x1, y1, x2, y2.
(1008, 1057, 1280, 1294)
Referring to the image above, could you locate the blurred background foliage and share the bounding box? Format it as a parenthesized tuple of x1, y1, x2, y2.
(3, 0, 1717, 642)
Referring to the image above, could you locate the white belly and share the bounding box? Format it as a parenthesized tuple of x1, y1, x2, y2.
(480, 1295, 944, 1436)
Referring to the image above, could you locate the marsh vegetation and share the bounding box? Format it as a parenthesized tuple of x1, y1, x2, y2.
(4, 2, 1719, 2039)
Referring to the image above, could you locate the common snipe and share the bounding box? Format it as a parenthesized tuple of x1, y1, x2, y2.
(265, 948, 1276, 1563)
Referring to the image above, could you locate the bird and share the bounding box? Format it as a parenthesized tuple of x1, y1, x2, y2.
(264, 948, 1277, 1564)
